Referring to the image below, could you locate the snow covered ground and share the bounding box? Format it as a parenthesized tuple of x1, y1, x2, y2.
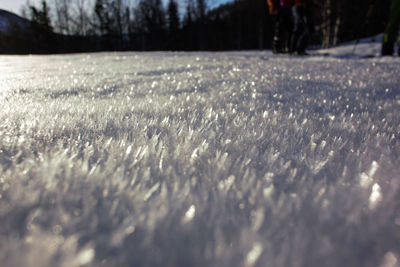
(317, 34, 398, 58)
(0, 43, 399, 267)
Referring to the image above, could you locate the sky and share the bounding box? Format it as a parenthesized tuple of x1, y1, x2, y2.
(0, 0, 231, 16)
(0, 0, 37, 15)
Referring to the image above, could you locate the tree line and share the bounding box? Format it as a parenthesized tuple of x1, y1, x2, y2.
(0, 0, 393, 53)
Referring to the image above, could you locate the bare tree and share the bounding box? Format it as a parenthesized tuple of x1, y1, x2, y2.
(112, 0, 125, 37)
(133, 0, 166, 50)
(20, 0, 31, 19)
(320, 0, 344, 48)
(53, 0, 71, 35)
(51, 0, 93, 36)
(71, 0, 91, 36)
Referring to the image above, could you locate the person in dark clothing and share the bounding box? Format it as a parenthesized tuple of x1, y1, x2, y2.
(268, 0, 295, 53)
(290, 0, 312, 55)
(382, 0, 400, 56)
(267, 0, 280, 16)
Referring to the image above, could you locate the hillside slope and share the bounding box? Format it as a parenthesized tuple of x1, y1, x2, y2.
(0, 9, 30, 34)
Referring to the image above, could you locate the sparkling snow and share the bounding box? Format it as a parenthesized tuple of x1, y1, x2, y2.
(0, 45, 399, 267)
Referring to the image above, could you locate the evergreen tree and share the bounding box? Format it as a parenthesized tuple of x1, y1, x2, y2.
(167, 0, 180, 35)
(196, 0, 207, 49)
(27, 0, 56, 52)
(183, 0, 195, 28)
(167, 0, 180, 49)
(133, 0, 166, 50)
(30, 0, 53, 33)
(196, 0, 206, 21)
(182, 0, 196, 50)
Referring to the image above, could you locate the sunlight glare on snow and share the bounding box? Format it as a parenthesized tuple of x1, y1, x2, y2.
(1, 48, 400, 267)
(251, 208, 265, 231)
(75, 247, 95, 266)
(143, 183, 160, 201)
(360, 161, 379, 188)
(182, 205, 196, 224)
(369, 183, 383, 210)
(380, 252, 398, 267)
(246, 242, 263, 267)
(263, 184, 274, 199)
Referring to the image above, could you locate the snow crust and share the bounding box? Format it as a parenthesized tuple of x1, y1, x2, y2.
(0, 45, 399, 267)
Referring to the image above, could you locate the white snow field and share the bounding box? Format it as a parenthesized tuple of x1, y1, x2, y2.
(0, 47, 399, 267)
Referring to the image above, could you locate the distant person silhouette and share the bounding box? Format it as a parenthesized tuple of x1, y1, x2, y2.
(291, 0, 312, 55)
(382, 0, 400, 56)
(268, 0, 294, 53)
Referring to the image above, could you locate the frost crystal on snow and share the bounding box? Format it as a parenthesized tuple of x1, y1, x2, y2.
(246, 242, 263, 266)
(0, 47, 399, 267)
(369, 183, 383, 210)
(74, 247, 95, 266)
(360, 161, 379, 188)
(182, 205, 196, 223)
(380, 252, 398, 267)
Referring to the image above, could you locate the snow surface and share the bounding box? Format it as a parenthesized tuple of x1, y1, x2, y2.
(0, 43, 399, 267)
(317, 34, 399, 58)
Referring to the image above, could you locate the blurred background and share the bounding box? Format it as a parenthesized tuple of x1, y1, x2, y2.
(0, 0, 393, 54)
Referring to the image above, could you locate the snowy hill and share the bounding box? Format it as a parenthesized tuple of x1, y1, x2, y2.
(0, 9, 30, 34)
(316, 34, 398, 58)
